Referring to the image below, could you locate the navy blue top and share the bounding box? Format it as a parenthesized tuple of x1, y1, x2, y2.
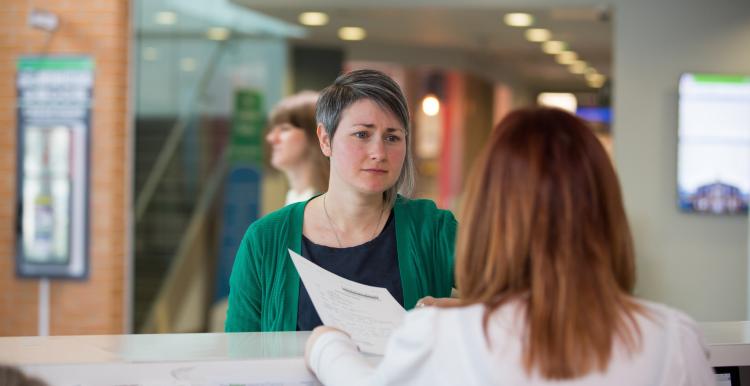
(296, 211, 403, 331)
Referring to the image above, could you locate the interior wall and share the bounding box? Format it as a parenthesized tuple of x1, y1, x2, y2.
(0, 0, 130, 335)
(612, 0, 750, 321)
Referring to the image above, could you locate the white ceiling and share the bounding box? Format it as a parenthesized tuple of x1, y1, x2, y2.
(232, 1, 612, 90)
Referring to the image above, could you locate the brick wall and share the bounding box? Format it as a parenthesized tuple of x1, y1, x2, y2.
(0, 0, 130, 335)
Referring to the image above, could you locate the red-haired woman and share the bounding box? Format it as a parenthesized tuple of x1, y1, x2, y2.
(304, 107, 715, 385)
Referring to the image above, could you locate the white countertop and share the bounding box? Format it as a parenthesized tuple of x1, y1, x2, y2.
(0, 323, 747, 385)
(0, 332, 317, 386)
(698, 321, 750, 367)
(0, 331, 311, 365)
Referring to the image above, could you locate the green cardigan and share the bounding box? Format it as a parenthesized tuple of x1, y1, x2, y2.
(225, 196, 456, 332)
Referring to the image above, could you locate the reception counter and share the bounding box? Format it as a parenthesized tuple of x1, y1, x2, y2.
(0, 331, 319, 385)
(1, 322, 748, 385)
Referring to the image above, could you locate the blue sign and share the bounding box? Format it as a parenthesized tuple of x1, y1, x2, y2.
(213, 165, 262, 301)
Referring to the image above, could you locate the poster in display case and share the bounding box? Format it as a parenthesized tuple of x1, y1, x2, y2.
(15, 56, 93, 278)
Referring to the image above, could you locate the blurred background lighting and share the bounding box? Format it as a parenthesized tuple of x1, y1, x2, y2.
(504, 13, 534, 27)
(588, 79, 606, 88)
(586, 72, 605, 83)
(542, 40, 566, 54)
(556, 51, 578, 64)
(155, 11, 176, 25)
(206, 27, 231, 41)
(537, 92, 577, 112)
(569, 60, 587, 74)
(525, 28, 551, 42)
(338, 27, 367, 41)
(421, 95, 441, 116)
(298, 12, 329, 26)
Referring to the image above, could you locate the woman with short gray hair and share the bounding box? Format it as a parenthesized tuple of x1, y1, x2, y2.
(226, 69, 456, 332)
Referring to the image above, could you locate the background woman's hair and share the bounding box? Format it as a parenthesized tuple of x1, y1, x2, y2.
(455, 107, 642, 379)
(268, 90, 329, 193)
(316, 69, 414, 207)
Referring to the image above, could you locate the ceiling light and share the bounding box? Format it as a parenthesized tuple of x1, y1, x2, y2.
(155, 11, 177, 25)
(504, 13, 534, 27)
(537, 92, 577, 112)
(569, 60, 587, 74)
(556, 51, 578, 65)
(299, 12, 329, 26)
(588, 78, 606, 88)
(586, 73, 605, 83)
(542, 40, 566, 54)
(422, 95, 440, 116)
(584, 67, 598, 76)
(143, 47, 158, 61)
(525, 28, 550, 42)
(338, 27, 366, 41)
(206, 27, 231, 41)
(180, 58, 196, 72)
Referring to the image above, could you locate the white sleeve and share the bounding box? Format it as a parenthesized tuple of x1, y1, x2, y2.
(368, 308, 439, 385)
(308, 330, 377, 386)
(670, 311, 717, 386)
(308, 308, 439, 386)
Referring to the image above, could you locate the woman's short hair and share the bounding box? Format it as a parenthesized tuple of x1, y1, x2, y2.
(316, 69, 414, 207)
(456, 107, 641, 380)
(268, 90, 329, 192)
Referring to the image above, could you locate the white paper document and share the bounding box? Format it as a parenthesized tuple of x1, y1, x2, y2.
(288, 249, 406, 355)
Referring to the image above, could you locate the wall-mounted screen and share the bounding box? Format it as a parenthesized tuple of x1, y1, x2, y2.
(677, 73, 750, 214)
(16, 56, 92, 278)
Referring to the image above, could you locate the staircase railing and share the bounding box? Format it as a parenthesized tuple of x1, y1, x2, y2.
(134, 40, 230, 332)
(140, 149, 229, 333)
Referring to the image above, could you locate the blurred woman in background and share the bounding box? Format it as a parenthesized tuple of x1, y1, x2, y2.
(305, 107, 714, 385)
(266, 90, 329, 205)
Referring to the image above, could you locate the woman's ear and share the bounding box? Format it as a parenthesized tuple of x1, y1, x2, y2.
(317, 124, 332, 157)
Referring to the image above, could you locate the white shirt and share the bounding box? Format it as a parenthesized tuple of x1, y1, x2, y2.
(308, 299, 716, 386)
(285, 188, 316, 206)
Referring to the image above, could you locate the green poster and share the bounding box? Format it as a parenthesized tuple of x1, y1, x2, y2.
(230, 90, 265, 164)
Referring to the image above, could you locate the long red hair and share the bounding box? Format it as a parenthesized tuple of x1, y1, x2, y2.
(455, 107, 641, 379)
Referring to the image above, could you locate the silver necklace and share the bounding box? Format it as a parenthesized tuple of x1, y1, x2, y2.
(322, 193, 385, 248)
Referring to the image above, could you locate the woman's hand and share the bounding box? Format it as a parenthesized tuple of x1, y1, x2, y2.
(305, 325, 348, 371)
(415, 296, 462, 308)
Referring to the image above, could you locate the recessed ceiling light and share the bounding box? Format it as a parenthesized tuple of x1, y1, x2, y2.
(584, 67, 598, 76)
(180, 58, 196, 72)
(206, 27, 231, 41)
(155, 11, 177, 25)
(542, 40, 566, 54)
(556, 51, 578, 65)
(338, 27, 366, 41)
(586, 73, 605, 83)
(569, 61, 587, 74)
(504, 13, 534, 27)
(588, 78, 605, 88)
(299, 12, 329, 26)
(525, 28, 550, 42)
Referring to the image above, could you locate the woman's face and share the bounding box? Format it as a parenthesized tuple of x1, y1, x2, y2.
(321, 98, 406, 195)
(266, 123, 311, 171)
